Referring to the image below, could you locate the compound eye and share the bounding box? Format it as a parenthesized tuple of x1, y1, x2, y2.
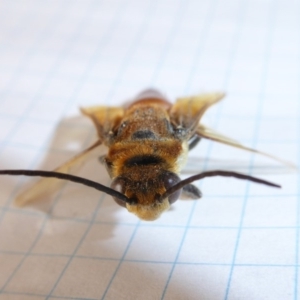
(110, 177, 127, 208)
(163, 172, 181, 204)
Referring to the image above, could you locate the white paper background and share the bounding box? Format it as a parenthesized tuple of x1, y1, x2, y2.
(0, 0, 299, 299)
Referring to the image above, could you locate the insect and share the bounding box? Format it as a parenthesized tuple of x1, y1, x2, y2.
(0, 89, 290, 220)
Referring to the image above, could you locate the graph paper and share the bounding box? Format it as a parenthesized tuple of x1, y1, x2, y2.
(0, 0, 299, 299)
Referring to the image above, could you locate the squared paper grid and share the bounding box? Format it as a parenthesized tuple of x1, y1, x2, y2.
(0, 0, 299, 299)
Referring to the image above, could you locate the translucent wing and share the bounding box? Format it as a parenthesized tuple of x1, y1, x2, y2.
(170, 92, 225, 136)
(196, 124, 296, 168)
(15, 140, 103, 206)
(81, 106, 124, 141)
(16, 104, 124, 207)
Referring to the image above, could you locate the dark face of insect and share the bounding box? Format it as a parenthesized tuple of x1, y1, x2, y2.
(110, 171, 182, 208)
(161, 172, 182, 204)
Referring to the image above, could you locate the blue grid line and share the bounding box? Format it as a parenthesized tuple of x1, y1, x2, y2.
(294, 5, 300, 298)
(99, 0, 194, 297)
(1, 290, 97, 300)
(99, 0, 174, 297)
(2, 266, 299, 300)
(161, 0, 222, 297)
(3, 250, 300, 268)
(0, 130, 98, 293)
(2, 242, 300, 263)
(224, 0, 278, 298)
(0, 111, 299, 129)
(1, 60, 299, 105)
(1, 127, 299, 155)
(8, 2, 99, 121)
(44, 0, 150, 297)
(163, 0, 250, 296)
(0, 222, 299, 259)
(1, 257, 300, 300)
(103, 0, 160, 102)
(0, 2, 75, 224)
(149, 0, 190, 85)
(1, 59, 300, 82)
(1, 64, 300, 99)
(0, 0, 116, 218)
(220, 1, 250, 89)
(102, 0, 192, 296)
(0, 1, 69, 104)
(0, 0, 106, 293)
(0, 1, 299, 299)
(45, 187, 108, 299)
(1, 59, 291, 74)
(3, 0, 130, 296)
(182, 4, 221, 93)
(0, 188, 296, 208)
(49, 0, 128, 116)
(1, 216, 50, 291)
(2, 27, 298, 64)
(100, 220, 141, 300)
(1, 202, 300, 229)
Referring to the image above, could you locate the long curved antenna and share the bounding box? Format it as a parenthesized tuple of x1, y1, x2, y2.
(160, 170, 281, 201)
(0, 169, 129, 203)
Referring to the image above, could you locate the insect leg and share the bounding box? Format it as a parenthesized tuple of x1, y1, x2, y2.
(98, 155, 106, 164)
(98, 155, 113, 177)
(188, 135, 201, 151)
(182, 183, 202, 199)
